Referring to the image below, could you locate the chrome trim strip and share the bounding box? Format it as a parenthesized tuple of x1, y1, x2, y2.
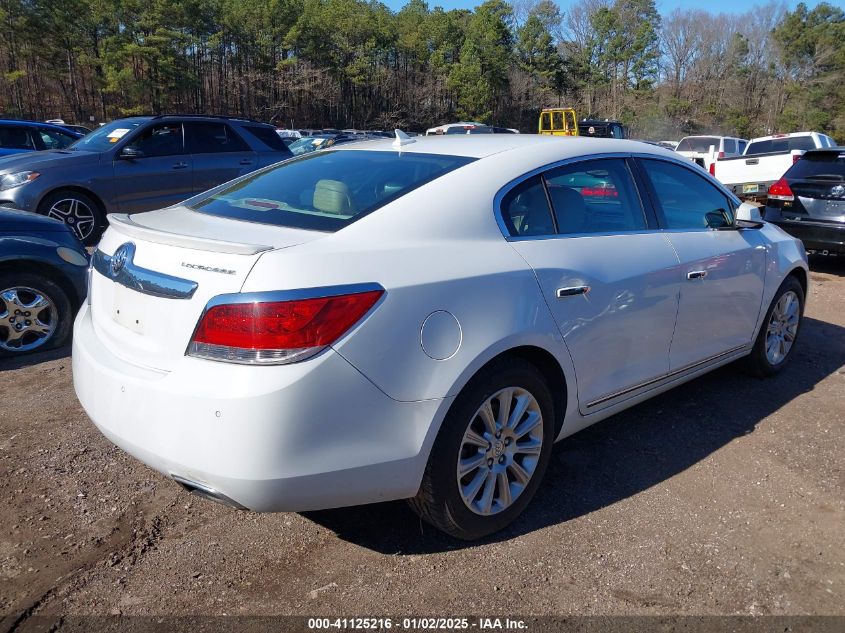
(203, 282, 385, 311)
(493, 151, 742, 240)
(93, 244, 198, 300)
(170, 475, 247, 510)
(585, 344, 750, 409)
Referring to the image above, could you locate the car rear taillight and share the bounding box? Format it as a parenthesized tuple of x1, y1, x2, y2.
(718, 151, 725, 159)
(709, 162, 716, 176)
(793, 154, 802, 164)
(767, 177, 794, 202)
(187, 288, 384, 365)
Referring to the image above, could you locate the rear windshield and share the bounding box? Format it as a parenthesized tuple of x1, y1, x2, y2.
(189, 149, 476, 232)
(676, 137, 719, 152)
(746, 136, 816, 155)
(786, 151, 845, 181)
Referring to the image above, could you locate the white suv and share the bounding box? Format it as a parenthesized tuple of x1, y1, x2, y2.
(676, 135, 748, 172)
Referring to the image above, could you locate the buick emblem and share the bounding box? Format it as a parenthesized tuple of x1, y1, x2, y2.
(832, 185, 844, 198)
(110, 242, 134, 277)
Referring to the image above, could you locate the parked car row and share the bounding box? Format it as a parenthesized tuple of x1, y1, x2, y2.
(0, 115, 294, 244)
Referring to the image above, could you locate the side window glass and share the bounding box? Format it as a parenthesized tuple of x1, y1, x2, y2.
(126, 123, 184, 157)
(552, 111, 563, 130)
(39, 129, 76, 149)
(544, 159, 647, 234)
(640, 159, 734, 229)
(0, 126, 35, 149)
(738, 141, 747, 154)
(186, 122, 250, 153)
(540, 113, 551, 131)
(725, 139, 736, 154)
(501, 176, 554, 237)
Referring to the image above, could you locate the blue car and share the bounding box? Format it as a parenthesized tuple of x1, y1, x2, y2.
(0, 120, 83, 157)
(0, 208, 89, 356)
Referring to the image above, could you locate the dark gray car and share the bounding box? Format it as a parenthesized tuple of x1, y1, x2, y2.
(0, 115, 294, 244)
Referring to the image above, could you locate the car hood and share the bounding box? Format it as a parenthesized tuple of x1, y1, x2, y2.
(0, 207, 70, 232)
(0, 149, 101, 173)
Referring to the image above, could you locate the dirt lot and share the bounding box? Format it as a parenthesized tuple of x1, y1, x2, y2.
(1, 258, 843, 631)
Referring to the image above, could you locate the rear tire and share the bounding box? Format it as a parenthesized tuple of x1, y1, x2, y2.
(408, 358, 555, 540)
(744, 276, 804, 377)
(38, 189, 104, 246)
(0, 272, 72, 357)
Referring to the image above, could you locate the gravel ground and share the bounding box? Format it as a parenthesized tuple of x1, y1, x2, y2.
(1, 257, 843, 631)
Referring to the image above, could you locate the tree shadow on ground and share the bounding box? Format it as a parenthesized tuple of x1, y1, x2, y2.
(303, 316, 845, 553)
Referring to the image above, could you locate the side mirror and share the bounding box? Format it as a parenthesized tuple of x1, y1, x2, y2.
(735, 202, 764, 228)
(119, 146, 143, 159)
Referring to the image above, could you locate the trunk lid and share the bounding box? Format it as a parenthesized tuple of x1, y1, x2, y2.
(90, 206, 321, 370)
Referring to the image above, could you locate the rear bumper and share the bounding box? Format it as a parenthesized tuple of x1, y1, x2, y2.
(764, 210, 845, 254)
(72, 304, 449, 512)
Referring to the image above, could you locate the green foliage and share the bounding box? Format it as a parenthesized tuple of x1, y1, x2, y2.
(0, 0, 842, 140)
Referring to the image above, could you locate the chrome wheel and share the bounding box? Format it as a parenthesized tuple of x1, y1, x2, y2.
(765, 290, 800, 365)
(0, 286, 57, 352)
(457, 387, 544, 516)
(46, 197, 95, 242)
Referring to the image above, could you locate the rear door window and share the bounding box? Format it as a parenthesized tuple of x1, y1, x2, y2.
(544, 159, 647, 234)
(190, 150, 475, 232)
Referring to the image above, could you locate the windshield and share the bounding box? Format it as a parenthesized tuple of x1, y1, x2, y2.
(676, 137, 719, 153)
(68, 118, 148, 151)
(189, 149, 476, 232)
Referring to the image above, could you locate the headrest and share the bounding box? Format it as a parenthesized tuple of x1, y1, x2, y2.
(313, 179, 353, 215)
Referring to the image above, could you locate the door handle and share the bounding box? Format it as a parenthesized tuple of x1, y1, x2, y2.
(687, 270, 708, 280)
(557, 285, 590, 298)
(172, 161, 188, 169)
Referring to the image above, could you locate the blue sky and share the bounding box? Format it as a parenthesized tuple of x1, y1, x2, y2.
(379, 0, 836, 15)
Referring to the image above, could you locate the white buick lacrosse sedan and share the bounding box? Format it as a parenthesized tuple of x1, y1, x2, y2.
(73, 133, 808, 539)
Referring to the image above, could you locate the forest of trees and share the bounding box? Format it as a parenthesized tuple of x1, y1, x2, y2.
(1, 0, 843, 140)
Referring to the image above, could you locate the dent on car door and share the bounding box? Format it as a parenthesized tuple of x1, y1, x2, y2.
(636, 158, 766, 370)
(111, 122, 193, 212)
(504, 158, 681, 412)
(185, 122, 257, 193)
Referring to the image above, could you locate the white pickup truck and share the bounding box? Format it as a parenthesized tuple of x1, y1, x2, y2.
(712, 131, 837, 202)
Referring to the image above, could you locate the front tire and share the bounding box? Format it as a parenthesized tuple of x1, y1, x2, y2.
(38, 189, 104, 246)
(408, 358, 555, 540)
(0, 272, 72, 357)
(745, 276, 804, 377)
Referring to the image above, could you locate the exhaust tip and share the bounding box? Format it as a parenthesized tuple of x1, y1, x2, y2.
(171, 474, 247, 510)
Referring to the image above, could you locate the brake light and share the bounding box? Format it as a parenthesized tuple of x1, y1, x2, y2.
(767, 177, 794, 202)
(709, 162, 716, 176)
(581, 186, 618, 197)
(793, 154, 802, 164)
(718, 151, 725, 159)
(188, 289, 384, 365)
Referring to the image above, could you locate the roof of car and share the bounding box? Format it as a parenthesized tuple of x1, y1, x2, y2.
(331, 134, 676, 160)
(0, 119, 84, 134)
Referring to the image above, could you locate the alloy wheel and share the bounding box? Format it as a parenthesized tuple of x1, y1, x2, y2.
(0, 286, 58, 353)
(46, 197, 95, 242)
(457, 387, 544, 516)
(765, 290, 800, 365)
